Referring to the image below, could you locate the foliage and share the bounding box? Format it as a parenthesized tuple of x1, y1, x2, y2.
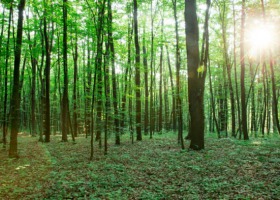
(1, 133, 279, 199)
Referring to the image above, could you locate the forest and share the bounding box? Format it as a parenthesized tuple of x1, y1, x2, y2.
(0, 0, 280, 199)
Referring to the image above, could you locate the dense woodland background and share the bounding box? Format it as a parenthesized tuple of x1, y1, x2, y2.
(0, 0, 280, 158)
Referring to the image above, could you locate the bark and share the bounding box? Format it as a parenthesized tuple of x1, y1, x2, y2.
(240, 0, 249, 140)
(9, 0, 26, 158)
(166, 45, 176, 131)
(61, 0, 69, 142)
(158, 19, 163, 133)
(133, 0, 142, 141)
(143, 34, 149, 134)
(149, 1, 155, 139)
(3, 5, 12, 147)
(108, 0, 120, 144)
(43, 1, 51, 142)
(185, 0, 206, 150)
(172, 0, 184, 149)
(72, 27, 78, 137)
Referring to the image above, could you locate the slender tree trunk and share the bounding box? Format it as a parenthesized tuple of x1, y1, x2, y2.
(219, 2, 235, 137)
(173, 0, 184, 149)
(43, 0, 51, 142)
(108, 0, 120, 144)
(9, 0, 26, 158)
(208, 61, 220, 137)
(158, 19, 163, 133)
(233, 3, 241, 138)
(61, 0, 69, 142)
(166, 45, 176, 131)
(94, 0, 105, 148)
(149, 2, 155, 139)
(120, 19, 133, 132)
(27, 9, 37, 137)
(3, 5, 13, 148)
(133, 0, 142, 141)
(72, 28, 78, 137)
(143, 34, 149, 134)
(240, 0, 249, 140)
(85, 38, 92, 138)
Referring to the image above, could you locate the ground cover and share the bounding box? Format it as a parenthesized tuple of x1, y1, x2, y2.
(0, 132, 279, 199)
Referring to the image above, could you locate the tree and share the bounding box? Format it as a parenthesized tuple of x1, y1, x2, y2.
(43, 0, 51, 142)
(133, 0, 142, 141)
(172, 0, 184, 149)
(61, 0, 70, 142)
(2, 3, 12, 148)
(240, 0, 249, 140)
(185, 0, 207, 150)
(9, 0, 26, 158)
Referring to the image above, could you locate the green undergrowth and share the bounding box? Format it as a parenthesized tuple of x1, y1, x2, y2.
(0, 132, 279, 199)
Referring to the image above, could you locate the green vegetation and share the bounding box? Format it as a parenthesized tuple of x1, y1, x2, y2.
(1, 133, 279, 199)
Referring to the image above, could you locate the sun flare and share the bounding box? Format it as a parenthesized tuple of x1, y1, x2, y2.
(246, 22, 276, 57)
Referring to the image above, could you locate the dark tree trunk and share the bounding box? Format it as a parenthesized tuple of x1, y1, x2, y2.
(185, 0, 207, 150)
(43, 1, 51, 142)
(72, 28, 78, 137)
(108, 0, 120, 144)
(26, 10, 37, 137)
(166, 45, 176, 131)
(219, 2, 235, 137)
(133, 0, 142, 141)
(240, 0, 249, 140)
(9, 0, 26, 158)
(61, 0, 69, 142)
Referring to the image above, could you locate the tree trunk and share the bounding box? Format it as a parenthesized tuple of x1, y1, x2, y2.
(3, 5, 12, 147)
(72, 27, 78, 137)
(108, 0, 120, 144)
(143, 34, 149, 134)
(158, 19, 163, 133)
(61, 0, 69, 142)
(43, 1, 51, 142)
(185, 0, 206, 150)
(9, 0, 26, 158)
(166, 45, 176, 131)
(133, 0, 142, 141)
(149, 1, 155, 139)
(173, 0, 184, 149)
(240, 0, 249, 140)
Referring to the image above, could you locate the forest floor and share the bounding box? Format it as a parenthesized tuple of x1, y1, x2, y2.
(0, 132, 280, 200)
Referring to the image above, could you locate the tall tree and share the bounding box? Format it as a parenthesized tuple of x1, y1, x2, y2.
(2, 4, 13, 147)
(61, 0, 69, 142)
(43, 0, 51, 142)
(185, 0, 207, 150)
(133, 0, 142, 141)
(9, 0, 26, 158)
(240, 0, 249, 140)
(172, 0, 184, 149)
(108, 0, 120, 144)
